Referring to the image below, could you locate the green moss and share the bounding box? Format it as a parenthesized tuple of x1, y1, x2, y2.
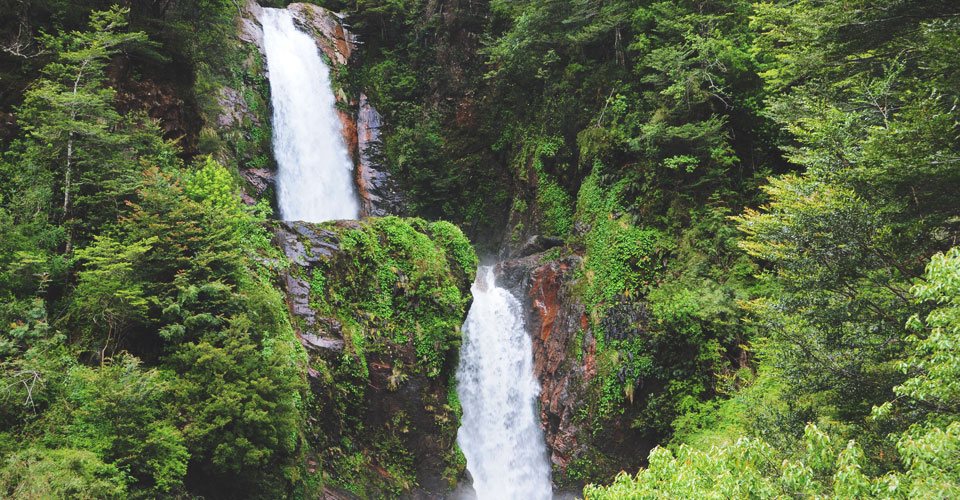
(428, 220, 479, 281)
(529, 136, 574, 236)
(316, 216, 475, 376)
(295, 217, 476, 496)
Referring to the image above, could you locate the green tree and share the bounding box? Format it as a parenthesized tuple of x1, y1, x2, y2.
(43, 355, 188, 493)
(117, 167, 307, 498)
(584, 245, 960, 500)
(733, 0, 960, 454)
(68, 235, 156, 364)
(15, 6, 150, 252)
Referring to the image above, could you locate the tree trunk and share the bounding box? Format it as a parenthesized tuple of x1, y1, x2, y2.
(64, 131, 73, 254)
(63, 61, 88, 255)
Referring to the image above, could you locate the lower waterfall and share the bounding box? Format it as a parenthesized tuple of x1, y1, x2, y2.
(456, 266, 553, 500)
(259, 7, 359, 222)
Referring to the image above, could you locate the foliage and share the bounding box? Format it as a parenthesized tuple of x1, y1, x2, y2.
(44, 355, 188, 493)
(584, 421, 960, 500)
(121, 164, 307, 498)
(2, 0, 960, 496)
(310, 216, 475, 377)
(0, 7, 308, 495)
(13, 6, 153, 251)
(731, 0, 960, 458)
(897, 248, 960, 417)
(585, 245, 960, 498)
(68, 236, 156, 361)
(0, 447, 127, 500)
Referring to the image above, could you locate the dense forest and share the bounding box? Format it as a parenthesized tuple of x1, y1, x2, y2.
(0, 0, 958, 499)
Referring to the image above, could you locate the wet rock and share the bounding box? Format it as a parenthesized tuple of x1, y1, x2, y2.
(284, 273, 314, 325)
(238, 1, 265, 51)
(357, 93, 407, 217)
(216, 86, 261, 129)
(287, 3, 352, 66)
(338, 108, 359, 163)
(300, 331, 345, 352)
(240, 167, 275, 196)
(495, 249, 650, 483)
(276, 221, 345, 267)
(511, 234, 565, 259)
(493, 252, 542, 299)
(275, 221, 346, 328)
(496, 254, 591, 469)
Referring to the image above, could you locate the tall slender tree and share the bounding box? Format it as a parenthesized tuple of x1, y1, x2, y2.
(16, 6, 149, 253)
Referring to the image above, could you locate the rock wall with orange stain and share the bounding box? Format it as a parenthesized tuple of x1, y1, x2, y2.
(495, 252, 596, 475)
(495, 247, 652, 487)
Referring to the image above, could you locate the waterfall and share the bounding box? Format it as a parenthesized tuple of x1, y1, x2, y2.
(259, 8, 359, 222)
(456, 267, 553, 500)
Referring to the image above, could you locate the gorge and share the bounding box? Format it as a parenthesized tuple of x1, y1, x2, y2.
(0, 0, 958, 499)
(258, 4, 555, 496)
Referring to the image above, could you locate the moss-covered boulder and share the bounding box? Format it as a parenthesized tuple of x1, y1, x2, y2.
(274, 216, 477, 498)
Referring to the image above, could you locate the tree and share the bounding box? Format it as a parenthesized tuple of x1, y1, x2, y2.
(16, 6, 150, 252)
(731, 0, 960, 452)
(584, 246, 960, 499)
(68, 235, 156, 364)
(53, 355, 188, 494)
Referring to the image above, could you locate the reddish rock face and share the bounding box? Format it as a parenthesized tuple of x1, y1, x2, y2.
(337, 109, 358, 162)
(524, 256, 596, 470)
(107, 57, 198, 153)
(495, 248, 651, 487)
(495, 253, 593, 472)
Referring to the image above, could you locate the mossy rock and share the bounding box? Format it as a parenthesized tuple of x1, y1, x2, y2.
(273, 216, 477, 498)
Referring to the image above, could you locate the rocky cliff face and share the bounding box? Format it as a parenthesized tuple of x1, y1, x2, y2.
(495, 245, 652, 487)
(274, 217, 477, 498)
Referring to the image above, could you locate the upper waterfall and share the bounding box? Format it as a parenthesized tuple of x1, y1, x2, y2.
(456, 266, 553, 500)
(259, 7, 359, 222)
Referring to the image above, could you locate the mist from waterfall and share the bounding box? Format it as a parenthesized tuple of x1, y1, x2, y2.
(260, 7, 359, 222)
(456, 266, 553, 500)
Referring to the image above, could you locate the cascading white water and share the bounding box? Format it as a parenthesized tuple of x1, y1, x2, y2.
(259, 8, 359, 222)
(456, 267, 553, 500)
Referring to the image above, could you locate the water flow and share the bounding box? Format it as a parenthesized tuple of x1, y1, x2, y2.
(456, 267, 553, 500)
(260, 8, 359, 222)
